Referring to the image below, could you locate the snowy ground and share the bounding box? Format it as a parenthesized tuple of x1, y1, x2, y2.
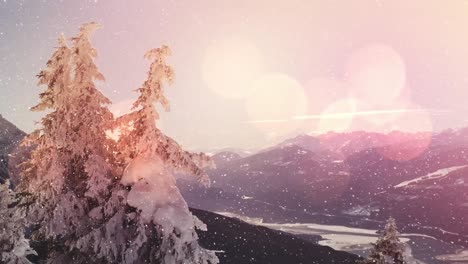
(217, 212, 465, 264)
(436, 250, 468, 262)
(394, 165, 468, 188)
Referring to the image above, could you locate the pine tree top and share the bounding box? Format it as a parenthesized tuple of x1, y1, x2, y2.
(115, 45, 212, 186)
(382, 217, 401, 242)
(132, 45, 173, 117)
(31, 35, 71, 112)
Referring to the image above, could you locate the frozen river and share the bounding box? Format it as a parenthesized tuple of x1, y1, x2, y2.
(218, 212, 467, 264)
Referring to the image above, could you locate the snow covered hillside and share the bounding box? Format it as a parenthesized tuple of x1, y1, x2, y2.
(395, 165, 468, 188)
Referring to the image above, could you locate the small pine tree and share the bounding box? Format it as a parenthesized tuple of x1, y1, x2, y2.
(361, 217, 406, 264)
(0, 181, 36, 264)
(360, 250, 386, 264)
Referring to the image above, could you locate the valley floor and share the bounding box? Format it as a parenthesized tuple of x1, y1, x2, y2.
(216, 211, 466, 264)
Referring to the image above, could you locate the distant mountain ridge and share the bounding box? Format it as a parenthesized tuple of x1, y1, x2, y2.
(0, 114, 25, 183)
(180, 127, 468, 251)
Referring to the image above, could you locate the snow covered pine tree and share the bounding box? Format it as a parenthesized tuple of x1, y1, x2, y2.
(0, 180, 36, 264)
(19, 23, 115, 262)
(110, 45, 219, 264)
(361, 217, 406, 264)
(20, 22, 217, 264)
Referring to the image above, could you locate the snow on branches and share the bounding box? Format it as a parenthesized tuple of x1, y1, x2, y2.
(112, 45, 218, 263)
(115, 45, 213, 186)
(0, 181, 36, 264)
(19, 23, 217, 264)
(20, 22, 115, 262)
(361, 217, 406, 264)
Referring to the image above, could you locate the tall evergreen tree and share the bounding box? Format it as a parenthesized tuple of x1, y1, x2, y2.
(20, 23, 115, 262)
(110, 45, 218, 263)
(0, 181, 36, 264)
(361, 217, 406, 264)
(20, 34, 73, 241)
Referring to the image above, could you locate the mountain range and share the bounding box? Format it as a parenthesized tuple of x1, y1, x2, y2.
(0, 114, 25, 183)
(180, 129, 468, 252)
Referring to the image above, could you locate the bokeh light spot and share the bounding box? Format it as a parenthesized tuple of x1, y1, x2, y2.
(346, 44, 406, 106)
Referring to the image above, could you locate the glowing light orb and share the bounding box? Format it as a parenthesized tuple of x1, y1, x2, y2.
(317, 98, 357, 133)
(245, 73, 307, 135)
(202, 37, 264, 99)
(346, 44, 406, 106)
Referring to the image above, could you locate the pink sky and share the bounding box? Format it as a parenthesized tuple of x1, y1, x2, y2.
(1, 0, 468, 150)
